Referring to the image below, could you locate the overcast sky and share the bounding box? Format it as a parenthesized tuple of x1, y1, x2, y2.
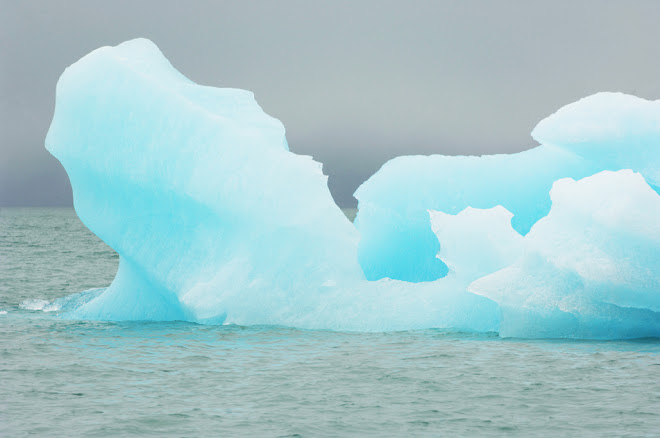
(2, 0, 660, 206)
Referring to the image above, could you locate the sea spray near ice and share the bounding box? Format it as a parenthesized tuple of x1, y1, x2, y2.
(45, 39, 659, 338)
(19, 289, 104, 313)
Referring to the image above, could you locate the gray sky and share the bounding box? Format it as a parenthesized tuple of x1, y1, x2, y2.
(2, 0, 660, 207)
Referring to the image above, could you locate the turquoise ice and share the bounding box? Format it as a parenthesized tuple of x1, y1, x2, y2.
(45, 39, 499, 332)
(355, 93, 660, 282)
(469, 170, 660, 339)
(45, 39, 659, 338)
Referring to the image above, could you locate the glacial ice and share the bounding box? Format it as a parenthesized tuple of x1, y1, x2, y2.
(355, 93, 660, 282)
(429, 206, 523, 282)
(45, 39, 499, 332)
(469, 170, 660, 339)
(45, 38, 660, 338)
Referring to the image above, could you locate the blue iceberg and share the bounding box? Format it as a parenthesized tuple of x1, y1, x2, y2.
(45, 39, 499, 332)
(469, 170, 660, 339)
(45, 39, 660, 338)
(355, 93, 660, 282)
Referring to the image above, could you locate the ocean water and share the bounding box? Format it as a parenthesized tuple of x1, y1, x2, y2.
(1, 208, 659, 437)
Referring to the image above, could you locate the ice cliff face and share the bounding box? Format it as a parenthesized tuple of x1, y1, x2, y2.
(46, 39, 660, 338)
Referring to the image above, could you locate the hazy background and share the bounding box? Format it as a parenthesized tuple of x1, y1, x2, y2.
(2, 0, 660, 207)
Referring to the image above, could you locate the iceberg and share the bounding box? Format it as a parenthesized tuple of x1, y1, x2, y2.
(45, 39, 659, 338)
(355, 93, 660, 282)
(430, 206, 523, 282)
(469, 170, 660, 339)
(45, 39, 499, 332)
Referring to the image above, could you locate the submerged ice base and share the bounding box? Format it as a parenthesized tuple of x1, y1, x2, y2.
(46, 39, 660, 338)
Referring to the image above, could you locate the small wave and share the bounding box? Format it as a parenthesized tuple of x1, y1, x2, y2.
(19, 288, 106, 313)
(19, 299, 55, 311)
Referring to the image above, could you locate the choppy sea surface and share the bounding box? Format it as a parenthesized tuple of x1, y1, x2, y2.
(1, 207, 659, 437)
